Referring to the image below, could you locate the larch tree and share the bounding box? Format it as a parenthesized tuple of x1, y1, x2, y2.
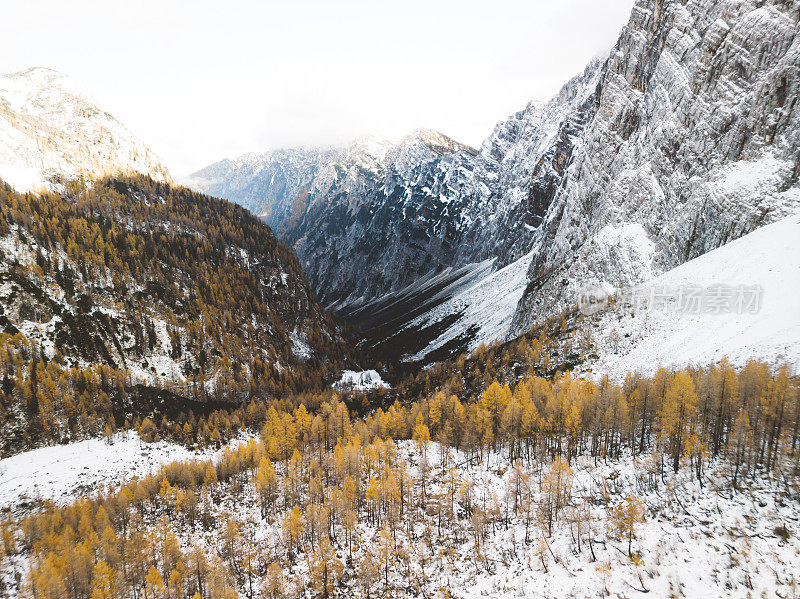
(659, 371, 699, 473)
(307, 537, 343, 599)
(611, 494, 646, 556)
(539, 456, 573, 536)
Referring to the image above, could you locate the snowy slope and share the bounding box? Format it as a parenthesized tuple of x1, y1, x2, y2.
(0, 432, 247, 508)
(586, 212, 800, 378)
(334, 255, 522, 363)
(401, 252, 534, 361)
(0, 67, 171, 191)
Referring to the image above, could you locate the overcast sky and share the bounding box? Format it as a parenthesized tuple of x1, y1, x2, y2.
(2, 0, 635, 176)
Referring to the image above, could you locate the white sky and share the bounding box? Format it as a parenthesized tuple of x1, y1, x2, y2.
(1, 0, 636, 176)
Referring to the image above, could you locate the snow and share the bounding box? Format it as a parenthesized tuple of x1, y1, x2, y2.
(333, 370, 389, 391)
(0, 432, 245, 509)
(0, 225, 38, 266)
(586, 221, 656, 286)
(290, 329, 312, 360)
(0, 162, 43, 194)
(0, 67, 171, 192)
(405, 252, 534, 361)
(714, 151, 794, 197)
(428, 448, 800, 599)
(586, 212, 800, 378)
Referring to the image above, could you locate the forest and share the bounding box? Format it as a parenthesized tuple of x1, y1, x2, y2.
(1, 358, 797, 598)
(0, 177, 349, 455)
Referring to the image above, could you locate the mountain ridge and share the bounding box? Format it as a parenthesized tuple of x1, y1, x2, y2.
(0, 67, 172, 193)
(187, 0, 800, 368)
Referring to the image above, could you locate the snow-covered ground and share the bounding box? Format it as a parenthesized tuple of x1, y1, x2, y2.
(585, 212, 800, 378)
(426, 448, 800, 599)
(333, 369, 389, 391)
(0, 432, 243, 509)
(180, 439, 800, 599)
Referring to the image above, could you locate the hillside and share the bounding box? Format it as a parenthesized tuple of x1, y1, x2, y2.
(0, 67, 171, 192)
(581, 211, 800, 378)
(0, 175, 347, 454)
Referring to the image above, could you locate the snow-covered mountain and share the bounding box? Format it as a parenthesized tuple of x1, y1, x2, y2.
(186, 65, 601, 361)
(188, 62, 601, 313)
(189, 0, 800, 366)
(189, 129, 483, 305)
(583, 210, 800, 379)
(0, 67, 171, 192)
(509, 0, 800, 336)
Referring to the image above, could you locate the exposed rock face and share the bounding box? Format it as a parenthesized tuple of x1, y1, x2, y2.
(285, 130, 480, 306)
(0, 68, 171, 192)
(190, 0, 800, 358)
(510, 0, 800, 335)
(188, 63, 602, 311)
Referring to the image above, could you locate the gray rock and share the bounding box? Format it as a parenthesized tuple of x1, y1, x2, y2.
(188, 0, 800, 355)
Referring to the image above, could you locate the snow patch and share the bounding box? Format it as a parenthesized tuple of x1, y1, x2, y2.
(333, 370, 389, 391)
(290, 329, 311, 360)
(0, 432, 243, 508)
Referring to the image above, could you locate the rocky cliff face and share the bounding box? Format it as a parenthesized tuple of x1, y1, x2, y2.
(189, 62, 602, 311)
(190, 0, 800, 359)
(510, 0, 800, 335)
(0, 68, 172, 192)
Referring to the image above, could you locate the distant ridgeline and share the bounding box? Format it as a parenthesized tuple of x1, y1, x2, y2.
(0, 176, 349, 454)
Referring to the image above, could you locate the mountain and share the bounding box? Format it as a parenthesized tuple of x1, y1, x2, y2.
(0, 175, 348, 452)
(189, 129, 483, 306)
(186, 68, 600, 362)
(186, 136, 404, 234)
(509, 0, 800, 336)
(0, 67, 171, 192)
(188, 0, 799, 367)
(188, 68, 600, 314)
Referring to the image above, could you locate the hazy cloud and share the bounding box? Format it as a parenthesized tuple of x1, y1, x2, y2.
(1, 0, 636, 175)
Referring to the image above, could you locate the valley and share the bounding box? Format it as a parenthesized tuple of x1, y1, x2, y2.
(0, 0, 799, 597)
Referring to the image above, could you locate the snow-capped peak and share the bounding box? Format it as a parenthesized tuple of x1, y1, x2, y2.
(0, 67, 172, 192)
(408, 128, 477, 155)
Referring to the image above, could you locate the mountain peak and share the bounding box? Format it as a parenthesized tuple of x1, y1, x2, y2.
(0, 66, 171, 192)
(408, 128, 477, 155)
